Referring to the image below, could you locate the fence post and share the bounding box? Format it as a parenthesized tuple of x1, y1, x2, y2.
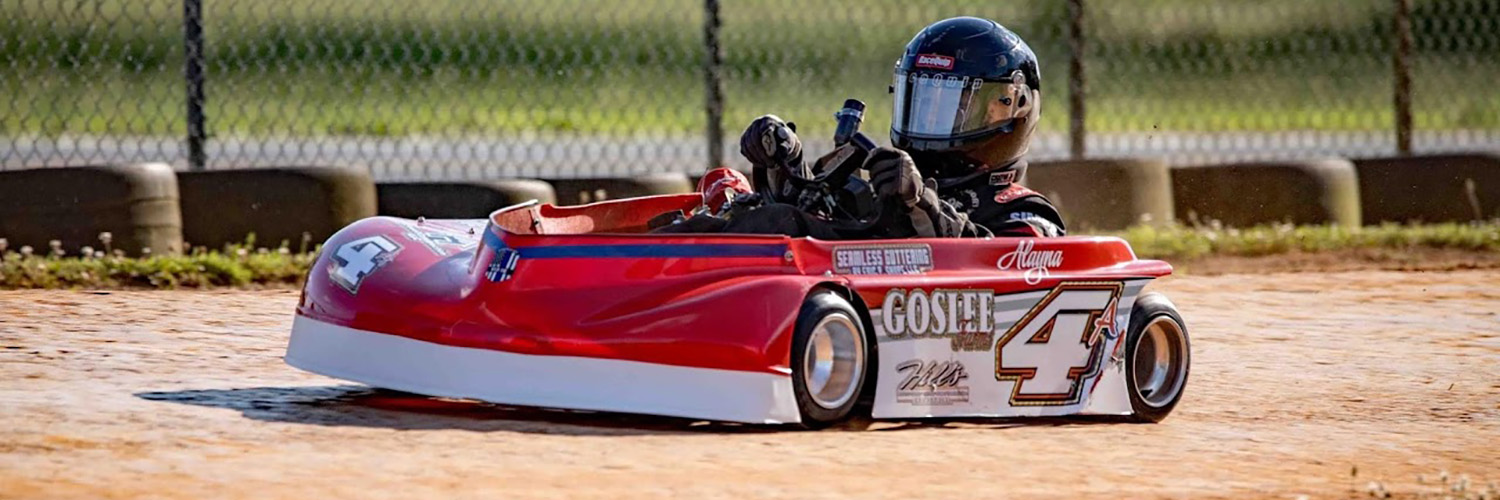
(1067, 0, 1087, 160)
(183, 0, 208, 170)
(701, 0, 726, 170)
(1392, 0, 1413, 156)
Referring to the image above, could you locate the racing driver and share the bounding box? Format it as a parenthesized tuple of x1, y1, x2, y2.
(738, 16, 1065, 239)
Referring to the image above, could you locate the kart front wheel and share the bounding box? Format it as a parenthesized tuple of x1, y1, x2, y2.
(790, 290, 870, 428)
(1124, 292, 1191, 423)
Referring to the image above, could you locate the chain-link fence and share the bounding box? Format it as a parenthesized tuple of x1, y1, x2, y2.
(2, 0, 1495, 180)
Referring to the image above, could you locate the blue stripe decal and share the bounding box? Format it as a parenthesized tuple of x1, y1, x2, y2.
(482, 228, 786, 259)
(517, 244, 787, 259)
(482, 228, 506, 250)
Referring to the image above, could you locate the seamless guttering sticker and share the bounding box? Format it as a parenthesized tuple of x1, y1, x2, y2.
(833, 244, 933, 275)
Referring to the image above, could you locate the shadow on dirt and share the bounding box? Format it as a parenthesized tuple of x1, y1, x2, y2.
(135, 385, 760, 436)
(135, 385, 1137, 435)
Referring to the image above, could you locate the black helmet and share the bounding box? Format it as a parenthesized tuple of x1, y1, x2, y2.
(890, 17, 1041, 183)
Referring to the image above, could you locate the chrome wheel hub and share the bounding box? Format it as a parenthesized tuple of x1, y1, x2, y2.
(803, 312, 865, 410)
(1132, 315, 1188, 408)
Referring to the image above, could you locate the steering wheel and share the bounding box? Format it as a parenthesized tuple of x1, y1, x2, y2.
(775, 131, 890, 237)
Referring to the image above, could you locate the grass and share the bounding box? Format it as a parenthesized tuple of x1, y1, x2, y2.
(1116, 221, 1500, 261)
(3, 222, 1497, 289)
(0, 241, 315, 289)
(1, 0, 1495, 138)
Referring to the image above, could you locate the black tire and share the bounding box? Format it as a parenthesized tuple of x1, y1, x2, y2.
(1124, 292, 1191, 423)
(790, 290, 871, 429)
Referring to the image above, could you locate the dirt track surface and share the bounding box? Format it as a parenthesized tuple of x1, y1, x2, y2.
(2, 270, 1498, 499)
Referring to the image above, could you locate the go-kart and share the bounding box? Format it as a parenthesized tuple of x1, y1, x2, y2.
(285, 102, 1191, 427)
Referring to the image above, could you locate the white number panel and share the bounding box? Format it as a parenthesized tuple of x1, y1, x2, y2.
(872, 281, 1142, 419)
(995, 283, 1121, 406)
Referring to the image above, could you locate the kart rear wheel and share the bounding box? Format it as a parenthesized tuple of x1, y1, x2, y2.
(1124, 292, 1191, 423)
(790, 290, 870, 429)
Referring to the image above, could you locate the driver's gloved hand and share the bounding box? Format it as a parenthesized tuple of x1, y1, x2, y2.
(738, 115, 803, 170)
(866, 147, 924, 208)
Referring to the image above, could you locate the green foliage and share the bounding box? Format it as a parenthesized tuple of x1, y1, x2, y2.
(3, 222, 1498, 289)
(0, 244, 315, 289)
(1116, 221, 1500, 261)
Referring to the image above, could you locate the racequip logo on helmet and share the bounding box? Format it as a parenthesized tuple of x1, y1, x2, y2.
(914, 53, 954, 70)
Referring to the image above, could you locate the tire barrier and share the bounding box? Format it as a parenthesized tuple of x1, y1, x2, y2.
(377, 180, 557, 219)
(1354, 154, 1500, 224)
(178, 167, 376, 251)
(0, 163, 183, 256)
(1172, 159, 1361, 227)
(546, 173, 695, 206)
(1027, 158, 1174, 230)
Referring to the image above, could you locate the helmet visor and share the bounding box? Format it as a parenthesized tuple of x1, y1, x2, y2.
(892, 70, 1031, 140)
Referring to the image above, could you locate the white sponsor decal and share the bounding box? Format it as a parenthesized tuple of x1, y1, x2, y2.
(871, 282, 1138, 417)
(915, 53, 954, 70)
(329, 235, 401, 294)
(398, 220, 477, 257)
(834, 244, 933, 275)
(989, 170, 1017, 186)
(895, 359, 970, 405)
(996, 240, 1063, 285)
(403, 230, 462, 256)
(881, 289, 995, 351)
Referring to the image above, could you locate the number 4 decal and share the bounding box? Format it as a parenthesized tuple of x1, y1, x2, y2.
(994, 282, 1123, 406)
(329, 235, 401, 294)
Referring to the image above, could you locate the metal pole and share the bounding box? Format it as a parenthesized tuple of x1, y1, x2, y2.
(1393, 0, 1413, 156)
(1067, 0, 1087, 160)
(701, 0, 726, 169)
(183, 0, 207, 170)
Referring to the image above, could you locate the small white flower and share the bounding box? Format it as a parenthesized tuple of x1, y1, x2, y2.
(98, 232, 113, 243)
(141, 247, 152, 255)
(20, 245, 34, 256)
(81, 246, 94, 257)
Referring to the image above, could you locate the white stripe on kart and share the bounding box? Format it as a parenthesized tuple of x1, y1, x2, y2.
(286, 315, 801, 424)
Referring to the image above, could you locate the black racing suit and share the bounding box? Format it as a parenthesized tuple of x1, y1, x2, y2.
(911, 159, 1067, 238)
(656, 159, 1066, 240)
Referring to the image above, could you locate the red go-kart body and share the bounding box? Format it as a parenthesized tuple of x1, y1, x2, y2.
(286, 193, 1190, 426)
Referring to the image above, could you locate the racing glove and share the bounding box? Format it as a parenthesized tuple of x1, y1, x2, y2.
(865, 147, 971, 238)
(738, 115, 803, 171)
(866, 147, 923, 208)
